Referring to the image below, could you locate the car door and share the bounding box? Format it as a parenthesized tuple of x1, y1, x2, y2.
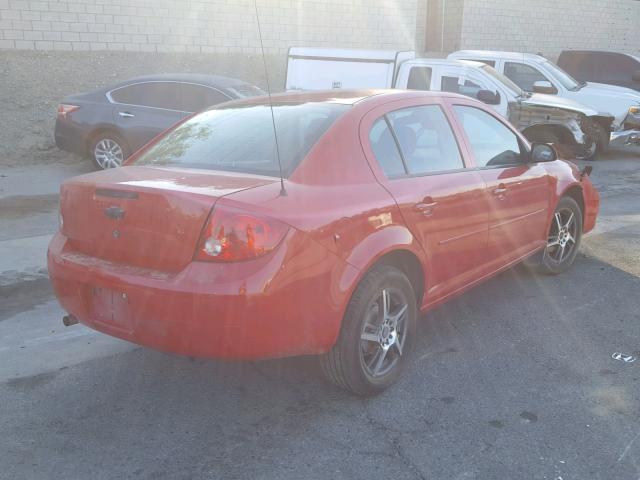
(449, 101, 552, 268)
(109, 81, 185, 151)
(361, 98, 489, 302)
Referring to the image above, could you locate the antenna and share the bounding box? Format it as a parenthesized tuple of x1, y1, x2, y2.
(254, 0, 287, 196)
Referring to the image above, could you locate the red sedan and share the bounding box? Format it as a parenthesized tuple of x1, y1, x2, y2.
(48, 90, 599, 395)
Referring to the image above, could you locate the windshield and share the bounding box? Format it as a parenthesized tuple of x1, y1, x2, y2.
(133, 102, 348, 177)
(540, 58, 583, 90)
(479, 64, 524, 96)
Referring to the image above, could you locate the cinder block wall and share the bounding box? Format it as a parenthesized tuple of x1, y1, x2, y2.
(0, 0, 425, 53)
(459, 0, 640, 58)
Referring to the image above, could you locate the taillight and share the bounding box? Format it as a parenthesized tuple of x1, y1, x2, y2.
(195, 205, 289, 262)
(57, 104, 79, 119)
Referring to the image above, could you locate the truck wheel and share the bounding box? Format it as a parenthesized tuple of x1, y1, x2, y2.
(524, 196, 583, 275)
(320, 264, 417, 396)
(574, 140, 598, 161)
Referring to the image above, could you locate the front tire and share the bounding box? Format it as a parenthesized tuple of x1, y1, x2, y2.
(526, 196, 583, 275)
(320, 264, 417, 396)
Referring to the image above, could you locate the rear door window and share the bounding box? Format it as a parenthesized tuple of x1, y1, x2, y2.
(369, 118, 406, 177)
(407, 67, 432, 90)
(503, 62, 547, 91)
(374, 105, 464, 175)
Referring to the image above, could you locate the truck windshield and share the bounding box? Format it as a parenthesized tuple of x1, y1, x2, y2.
(540, 59, 583, 90)
(480, 64, 524, 96)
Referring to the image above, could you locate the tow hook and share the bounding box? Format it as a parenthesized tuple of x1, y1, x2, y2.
(62, 314, 79, 327)
(580, 165, 593, 181)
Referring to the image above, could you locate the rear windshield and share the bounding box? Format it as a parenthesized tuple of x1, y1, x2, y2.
(132, 102, 348, 177)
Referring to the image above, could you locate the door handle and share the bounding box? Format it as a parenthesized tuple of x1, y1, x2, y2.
(414, 197, 438, 216)
(493, 185, 508, 196)
(118, 111, 135, 118)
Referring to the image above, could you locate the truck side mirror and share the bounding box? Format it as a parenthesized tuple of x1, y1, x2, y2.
(532, 80, 558, 94)
(632, 70, 640, 82)
(476, 89, 500, 105)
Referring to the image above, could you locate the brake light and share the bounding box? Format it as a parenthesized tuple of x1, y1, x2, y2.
(57, 104, 79, 119)
(195, 206, 289, 262)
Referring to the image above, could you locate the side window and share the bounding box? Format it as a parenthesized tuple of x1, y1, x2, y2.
(504, 62, 547, 91)
(407, 67, 432, 90)
(441, 76, 482, 98)
(369, 118, 406, 177)
(178, 84, 230, 112)
(386, 105, 464, 175)
(453, 106, 523, 168)
(110, 82, 182, 111)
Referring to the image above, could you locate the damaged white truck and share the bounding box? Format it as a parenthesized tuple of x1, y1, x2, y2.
(286, 48, 614, 160)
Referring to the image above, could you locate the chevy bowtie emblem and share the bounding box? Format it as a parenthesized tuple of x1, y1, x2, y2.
(104, 206, 125, 220)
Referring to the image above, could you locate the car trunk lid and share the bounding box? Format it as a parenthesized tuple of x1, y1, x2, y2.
(60, 166, 276, 272)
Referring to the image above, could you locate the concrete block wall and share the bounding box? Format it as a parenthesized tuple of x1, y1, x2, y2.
(0, 0, 426, 53)
(459, 0, 640, 58)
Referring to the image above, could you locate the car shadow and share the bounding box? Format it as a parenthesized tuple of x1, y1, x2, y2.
(3, 254, 640, 479)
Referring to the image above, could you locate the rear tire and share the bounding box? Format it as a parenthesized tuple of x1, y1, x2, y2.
(89, 131, 130, 169)
(320, 264, 417, 396)
(525, 196, 583, 275)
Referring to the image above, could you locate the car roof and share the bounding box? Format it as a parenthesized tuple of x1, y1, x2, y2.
(407, 58, 485, 68)
(217, 89, 466, 107)
(110, 73, 254, 89)
(560, 49, 635, 55)
(452, 50, 548, 63)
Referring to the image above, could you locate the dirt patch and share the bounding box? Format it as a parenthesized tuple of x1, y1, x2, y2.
(0, 50, 284, 169)
(0, 194, 59, 219)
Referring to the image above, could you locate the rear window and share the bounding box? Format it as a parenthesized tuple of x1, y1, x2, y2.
(132, 102, 348, 177)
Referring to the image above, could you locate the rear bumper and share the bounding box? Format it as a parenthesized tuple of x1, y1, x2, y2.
(47, 231, 355, 359)
(54, 119, 88, 156)
(609, 129, 640, 148)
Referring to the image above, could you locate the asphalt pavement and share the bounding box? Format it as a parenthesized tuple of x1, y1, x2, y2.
(1, 151, 639, 480)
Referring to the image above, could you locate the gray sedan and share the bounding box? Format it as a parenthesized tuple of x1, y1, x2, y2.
(54, 73, 265, 169)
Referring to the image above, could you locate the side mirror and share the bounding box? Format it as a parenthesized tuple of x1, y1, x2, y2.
(532, 80, 558, 94)
(632, 70, 640, 82)
(530, 143, 557, 163)
(476, 89, 500, 105)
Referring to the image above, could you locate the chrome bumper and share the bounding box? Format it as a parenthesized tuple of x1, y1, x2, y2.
(610, 129, 640, 148)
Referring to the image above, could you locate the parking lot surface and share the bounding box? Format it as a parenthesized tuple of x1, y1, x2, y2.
(1, 151, 639, 480)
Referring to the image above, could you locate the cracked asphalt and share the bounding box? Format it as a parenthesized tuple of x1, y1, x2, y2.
(1, 150, 639, 480)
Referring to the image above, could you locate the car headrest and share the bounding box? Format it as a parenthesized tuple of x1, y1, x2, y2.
(394, 125, 417, 158)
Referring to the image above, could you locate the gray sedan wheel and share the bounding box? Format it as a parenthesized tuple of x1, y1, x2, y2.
(91, 133, 129, 169)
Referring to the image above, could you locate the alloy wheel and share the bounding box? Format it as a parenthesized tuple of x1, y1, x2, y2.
(94, 138, 124, 169)
(545, 207, 578, 264)
(359, 288, 408, 378)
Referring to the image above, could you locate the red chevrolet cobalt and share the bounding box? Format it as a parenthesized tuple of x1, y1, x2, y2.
(48, 90, 599, 395)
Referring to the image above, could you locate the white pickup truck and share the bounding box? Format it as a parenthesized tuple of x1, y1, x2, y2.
(286, 47, 614, 159)
(448, 50, 640, 151)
